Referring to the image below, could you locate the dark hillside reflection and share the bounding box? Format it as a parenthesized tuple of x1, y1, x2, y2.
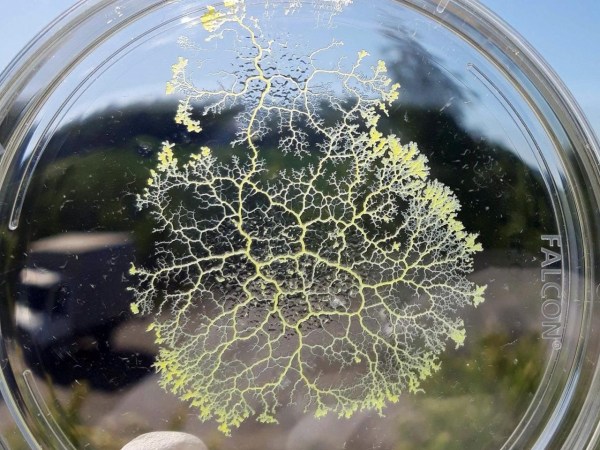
(381, 27, 553, 254)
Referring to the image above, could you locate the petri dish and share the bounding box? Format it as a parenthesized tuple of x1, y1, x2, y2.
(1, 0, 599, 448)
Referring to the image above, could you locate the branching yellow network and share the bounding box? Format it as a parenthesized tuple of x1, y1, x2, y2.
(129, 0, 485, 436)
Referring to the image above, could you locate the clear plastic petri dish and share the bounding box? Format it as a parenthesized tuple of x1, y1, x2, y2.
(1, 1, 599, 449)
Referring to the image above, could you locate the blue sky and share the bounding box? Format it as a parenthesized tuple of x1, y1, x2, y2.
(1, 0, 599, 137)
(482, 0, 600, 138)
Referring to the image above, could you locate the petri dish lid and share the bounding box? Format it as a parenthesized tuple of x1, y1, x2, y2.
(1, 0, 600, 448)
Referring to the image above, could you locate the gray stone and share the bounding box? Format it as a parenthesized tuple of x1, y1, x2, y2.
(121, 432, 207, 450)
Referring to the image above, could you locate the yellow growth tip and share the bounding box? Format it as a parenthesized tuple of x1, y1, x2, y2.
(472, 285, 487, 307)
(450, 328, 466, 349)
(201, 6, 225, 32)
(171, 57, 188, 76)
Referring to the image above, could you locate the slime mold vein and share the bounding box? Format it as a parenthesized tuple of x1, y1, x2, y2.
(130, 0, 486, 435)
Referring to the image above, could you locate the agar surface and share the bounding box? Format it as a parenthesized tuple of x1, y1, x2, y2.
(130, 0, 485, 435)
